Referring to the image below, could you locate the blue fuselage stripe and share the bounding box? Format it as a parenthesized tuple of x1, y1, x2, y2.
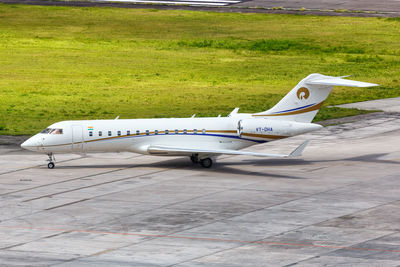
(272, 103, 315, 114)
(93, 133, 266, 144)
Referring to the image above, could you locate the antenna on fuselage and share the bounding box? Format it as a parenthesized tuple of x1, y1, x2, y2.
(191, 114, 196, 118)
(115, 116, 119, 120)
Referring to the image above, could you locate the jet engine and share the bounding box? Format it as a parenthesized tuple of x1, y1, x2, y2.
(237, 118, 322, 137)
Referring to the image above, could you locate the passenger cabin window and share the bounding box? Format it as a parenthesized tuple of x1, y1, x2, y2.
(108, 131, 112, 136)
(127, 130, 130, 135)
(136, 130, 140, 135)
(155, 130, 158, 135)
(202, 129, 206, 134)
(165, 130, 169, 134)
(175, 129, 179, 134)
(99, 131, 102, 136)
(117, 131, 121, 136)
(183, 129, 187, 134)
(146, 130, 149, 135)
(89, 131, 93, 137)
(193, 129, 197, 134)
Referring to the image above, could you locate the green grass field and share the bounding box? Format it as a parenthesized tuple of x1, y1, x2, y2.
(0, 4, 399, 135)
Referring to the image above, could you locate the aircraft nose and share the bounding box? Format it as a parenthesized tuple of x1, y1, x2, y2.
(21, 137, 40, 151)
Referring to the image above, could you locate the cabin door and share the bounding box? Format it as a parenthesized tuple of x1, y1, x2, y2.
(72, 125, 84, 152)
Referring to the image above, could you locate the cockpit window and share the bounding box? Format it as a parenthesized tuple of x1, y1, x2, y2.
(41, 128, 52, 134)
(41, 128, 63, 134)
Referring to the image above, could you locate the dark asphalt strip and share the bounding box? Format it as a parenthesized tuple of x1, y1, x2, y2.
(0, 0, 397, 17)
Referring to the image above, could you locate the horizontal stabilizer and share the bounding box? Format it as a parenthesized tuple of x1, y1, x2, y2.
(148, 140, 309, 158)
(289, 140, 309, 157)
(306, 77, 378, 88)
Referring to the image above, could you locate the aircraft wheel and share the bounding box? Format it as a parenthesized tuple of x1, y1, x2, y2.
(200, 158, 212, 168)
(48, 162, 55, 169)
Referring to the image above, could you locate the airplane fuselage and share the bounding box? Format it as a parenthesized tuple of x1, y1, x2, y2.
(22, 116, 292, 154)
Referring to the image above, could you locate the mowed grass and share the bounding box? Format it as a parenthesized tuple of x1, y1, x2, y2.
(0, 4, 400, 135)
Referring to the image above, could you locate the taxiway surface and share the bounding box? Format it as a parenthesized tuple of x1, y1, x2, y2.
(1, 112, 400, 266)
(234, 0, 400, 14)
(4, 0, 400, 17)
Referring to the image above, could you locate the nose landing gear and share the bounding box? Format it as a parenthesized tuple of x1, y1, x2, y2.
(47, 153, 55, 169)
(48, 162, 55, 169)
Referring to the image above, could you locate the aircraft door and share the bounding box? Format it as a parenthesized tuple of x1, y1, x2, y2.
(72, 125, 84, 152)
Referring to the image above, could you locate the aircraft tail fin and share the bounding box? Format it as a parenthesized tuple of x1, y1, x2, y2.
(253, 74, 378, 123)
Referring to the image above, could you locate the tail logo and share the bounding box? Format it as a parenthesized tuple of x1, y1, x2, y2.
(297, 87, 310, 100)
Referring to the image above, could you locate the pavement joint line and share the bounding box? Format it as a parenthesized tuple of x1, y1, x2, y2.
(22, 168, 170, 202)
(308, 199, 400, 232)
(0, 168, 129, 200)
(51, 230, 164, 266)
(0, 166, 136, 197)
(0, 229, 72, 252)
(1, 225, 400, 254)
(305, 177, 400, 223)
(282, 255, 323, 267)
(51, 244, 132, 266)
(0, 157, 82, 177)
(168, 241, 242, 267)
(44, 198, 91, 210)
(294, 230, 400, 266)
(0, 241, 34, 251)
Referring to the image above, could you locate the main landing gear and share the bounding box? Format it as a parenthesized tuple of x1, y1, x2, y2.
(47, 153, 55, 169)
(190, 154, 213, 168)
(200, 158, 212, 168)
(190, 154, 199, 164)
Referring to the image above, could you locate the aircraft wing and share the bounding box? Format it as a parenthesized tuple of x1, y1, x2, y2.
(147, 140, 309, 158)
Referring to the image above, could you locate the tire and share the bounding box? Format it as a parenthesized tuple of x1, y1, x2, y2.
(200, 158, 212, 168)
(48, 162, 55, 169)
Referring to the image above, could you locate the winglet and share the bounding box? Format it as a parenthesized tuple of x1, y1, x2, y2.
(288, 140, 309, 157)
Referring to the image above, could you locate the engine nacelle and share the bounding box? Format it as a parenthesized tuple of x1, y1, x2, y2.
(237, 118, 322, 138)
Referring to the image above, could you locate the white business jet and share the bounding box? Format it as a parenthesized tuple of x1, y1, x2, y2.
(21, 74, 377, 169)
